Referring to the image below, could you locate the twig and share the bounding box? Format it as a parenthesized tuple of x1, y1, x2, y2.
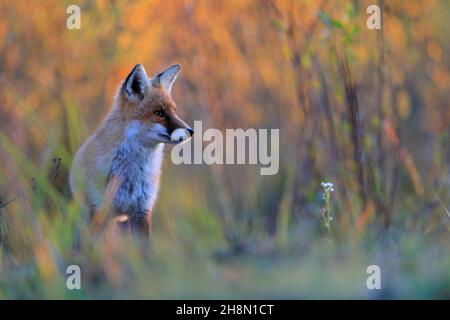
(338, 58, 366, 205)
(0, 178, 36, 210)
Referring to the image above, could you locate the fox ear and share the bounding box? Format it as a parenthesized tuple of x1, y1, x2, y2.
(152, 64, 181, 94)
(122, 64, 148, 101)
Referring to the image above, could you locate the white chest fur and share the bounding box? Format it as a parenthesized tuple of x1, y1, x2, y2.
(109, 140, 164, 218)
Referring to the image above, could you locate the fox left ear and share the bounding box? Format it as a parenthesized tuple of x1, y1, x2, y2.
(122, 64, 148, 101)
(152, 64, 181, 94)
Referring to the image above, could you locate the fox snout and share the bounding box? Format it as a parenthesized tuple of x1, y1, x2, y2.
(169, 115, 194, 143)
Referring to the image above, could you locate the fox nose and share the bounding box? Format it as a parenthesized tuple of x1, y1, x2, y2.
(170, 128, 193, 143)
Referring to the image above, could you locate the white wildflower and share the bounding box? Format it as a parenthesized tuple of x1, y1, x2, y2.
(320, 181, 335, 234)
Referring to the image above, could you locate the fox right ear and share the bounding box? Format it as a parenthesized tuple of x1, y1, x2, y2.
(122, 64, 148, 101)
(152, 64, 181, 94)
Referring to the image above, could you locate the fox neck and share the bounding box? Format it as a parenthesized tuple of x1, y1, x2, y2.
(109, 138, 164, 218)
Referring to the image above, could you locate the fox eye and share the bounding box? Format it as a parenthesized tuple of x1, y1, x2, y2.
(154, 110, 165, 118)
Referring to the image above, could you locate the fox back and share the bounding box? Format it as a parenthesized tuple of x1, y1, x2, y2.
(69, 64, 193, 236)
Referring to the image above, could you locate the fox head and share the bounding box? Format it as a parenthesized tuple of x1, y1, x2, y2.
(118, 64, 193, 147)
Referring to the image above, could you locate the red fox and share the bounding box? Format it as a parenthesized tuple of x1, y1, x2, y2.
(69, 64, 193, 237)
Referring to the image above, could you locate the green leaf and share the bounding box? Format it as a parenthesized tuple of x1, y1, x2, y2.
(331, 19, 344, 29)
(319, 11, 343, 29)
